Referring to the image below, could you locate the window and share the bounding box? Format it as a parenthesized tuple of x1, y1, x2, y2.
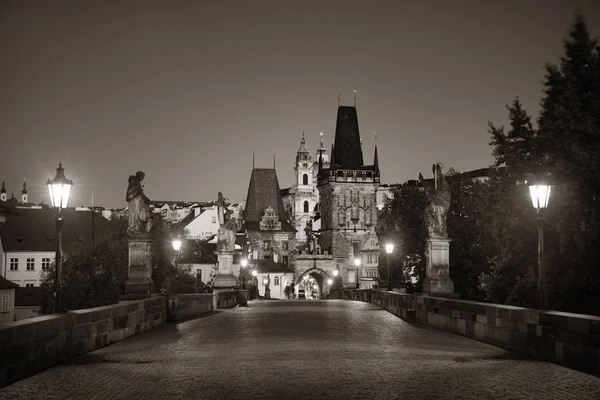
(212, 217, 216, 223)
(274, 277, 280, 286)
(42, 258, 51, 270)
(303, 201, 309, 213)
(282, 256, 289, 265)
(282, 241, 289, 251)
(9, 258, 18, 271)
(196, 269, 202, 281)
(25, 284, 34, 288)
(26, 258, 35, 271)
(1, 294, 8, 312)
(302, 174, 309, 185)
(263, 241, 270, 250)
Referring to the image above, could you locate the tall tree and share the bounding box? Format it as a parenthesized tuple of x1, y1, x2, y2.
(489, 98, 539, 175)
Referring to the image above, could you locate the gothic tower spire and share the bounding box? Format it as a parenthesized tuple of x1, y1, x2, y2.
(21, 179, 28, 203)
(0, 179, 6, 202)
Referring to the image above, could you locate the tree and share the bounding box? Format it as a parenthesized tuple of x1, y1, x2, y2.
(489, 98, 540, 175)
(377, 183, 427, 291)
(40, 214, 195, 312)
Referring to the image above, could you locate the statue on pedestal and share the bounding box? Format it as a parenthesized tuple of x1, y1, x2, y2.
(126, 171, 152, 237)
(419, 163, 451, 238)
(216, 192, 237, 252)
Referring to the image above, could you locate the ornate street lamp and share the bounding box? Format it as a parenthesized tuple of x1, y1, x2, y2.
(333, 266, 339, 277)
(172, 239, 182, 273)
(46, 163, 73, 313)
(385, 243, 394, 291)
(529, 182, 551, 309)
(240, 258, 248, 290)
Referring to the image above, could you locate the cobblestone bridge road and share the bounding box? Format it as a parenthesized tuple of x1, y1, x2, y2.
(1, 300, 600, 400)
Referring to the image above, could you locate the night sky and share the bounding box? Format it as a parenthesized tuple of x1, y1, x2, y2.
(1, 1, 599, 209)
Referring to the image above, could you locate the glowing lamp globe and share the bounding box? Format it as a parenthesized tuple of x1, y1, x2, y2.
(251, 270, 257, 277)
(172, 240, 182, 251)
(241, 258, 248, 268)
(529, 184, 551, 210)
(385, 243, 394, 254)
(354, 257, 361, 267)
(327, 278, 333, 285)
(333, 269, 339, 277)
(46, 163, 73, 209)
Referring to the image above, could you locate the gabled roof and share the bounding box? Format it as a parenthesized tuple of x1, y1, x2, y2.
(243, 168, 289, 223)
(333, 106, 364, 169)
(0, 276, 19, 290)
(0, 208, 110, 252)
(251, 259, 294, 274)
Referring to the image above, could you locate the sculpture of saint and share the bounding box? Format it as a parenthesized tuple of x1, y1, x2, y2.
(126, 171, 152, 236)
(216, 192, 237, 251)
(419, 163, 451, 238)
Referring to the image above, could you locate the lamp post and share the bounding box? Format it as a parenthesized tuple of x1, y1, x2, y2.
(46, 163, 73, 313)
(240, 258, 248, 290)
(354, 257, 361, 289)
(251, 269, 257, 299)
(529, 183, 551, 309)
(385, 243, 394, 291)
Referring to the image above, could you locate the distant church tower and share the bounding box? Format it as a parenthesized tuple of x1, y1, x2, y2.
(317, 102, 380, 287)
(21, 180, 28, 204)
(291, 133, 318, 242)
(0, 180, 6, 202)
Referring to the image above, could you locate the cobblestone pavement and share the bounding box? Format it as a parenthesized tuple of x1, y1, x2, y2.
(2, 300, 600, 400)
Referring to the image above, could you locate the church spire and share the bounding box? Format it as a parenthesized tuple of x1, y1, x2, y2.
(22, 179, 27, 195)
(21, 178, 28, 203)
(330, 143, 335, 170)
(298, 130, 308, 153)
(373, 145, 379, 172)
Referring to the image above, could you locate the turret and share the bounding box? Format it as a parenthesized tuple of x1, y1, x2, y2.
(0, 180, 6, 202)
(21, 179, 28, 203)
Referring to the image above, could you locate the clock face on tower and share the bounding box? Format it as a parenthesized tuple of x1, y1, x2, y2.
(303, 162, 308, 168)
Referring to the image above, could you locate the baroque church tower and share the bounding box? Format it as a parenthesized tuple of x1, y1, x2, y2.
(290, 133, 319, 242)
(317, 103, 380, 286)
(0, 180, 6, 202)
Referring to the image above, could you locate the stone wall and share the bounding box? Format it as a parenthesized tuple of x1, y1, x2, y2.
(212, 289, 242, 310)
(350, 289, 600, 377)
(166, 294, 214, 322)
(0, 297, 166, 388)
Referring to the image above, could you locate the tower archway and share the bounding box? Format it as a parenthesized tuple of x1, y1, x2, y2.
(296, 267, 331, 299)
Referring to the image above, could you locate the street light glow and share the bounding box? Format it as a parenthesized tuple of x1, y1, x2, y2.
(251, 269, 257, 277)
(241, 258, 248, 268)
(354, 257, 361, 267)
(529, 184, 551, 209)
(172, 239, 182, 251)
(327, 278, 333, 285)
(385, 243, 394, 254)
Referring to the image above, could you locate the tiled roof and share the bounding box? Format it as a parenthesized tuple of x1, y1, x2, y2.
(251, 259, 293, 274)
(15, 287, 43, 306)
(333, 106, 364, 169)
(244, 168, 289, 223)
(177, 240, 242, 264)
(0, 276, 19, 290)
(0, 208, 110, 252)
(242, 221, 296, 233)
(0, 200, 18, 216)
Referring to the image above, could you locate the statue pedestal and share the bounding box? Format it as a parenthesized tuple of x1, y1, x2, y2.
(125, 236, 153, 298)
(422, 238, 455, 296)
(213, 250, 238, 289)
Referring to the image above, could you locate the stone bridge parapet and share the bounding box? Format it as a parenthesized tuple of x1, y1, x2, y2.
(345, 289, 600, 377)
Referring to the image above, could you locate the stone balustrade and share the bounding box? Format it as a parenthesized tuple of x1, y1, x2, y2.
(0, 297, 166, 388)
(348, 289, 600, 377)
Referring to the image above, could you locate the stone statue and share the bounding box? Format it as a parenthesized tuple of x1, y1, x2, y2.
(216, 192, 237, 251)
(419, 163, 451, 238)
(126, 171, 152, 236)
